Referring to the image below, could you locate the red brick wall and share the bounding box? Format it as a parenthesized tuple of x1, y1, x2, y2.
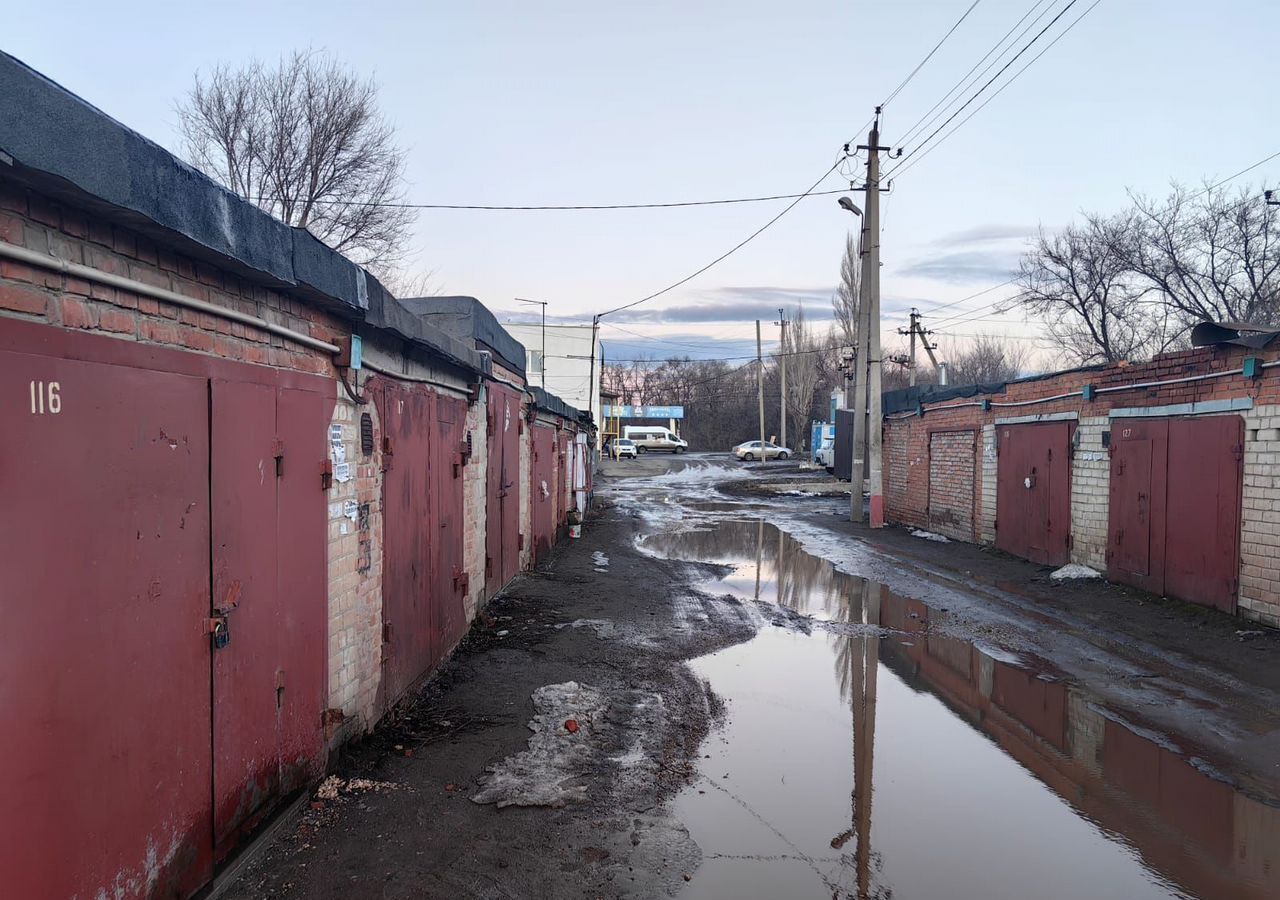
(0, 182, 344, 376)
(928, 430, 976, 540)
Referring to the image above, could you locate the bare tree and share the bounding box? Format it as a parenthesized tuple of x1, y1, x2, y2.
(776, 307, 823, 449)
(831, 232, 861, 346)
(944, 333, 1030, 385)
(177, 51, 414, 270)
(1126, 183, 1280, 326)
(1018, 214, 1168, 364)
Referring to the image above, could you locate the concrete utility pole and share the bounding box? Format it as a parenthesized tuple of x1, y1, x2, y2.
(908, 309, 918, 387)
(756, 319, 766, 460)
(851, 111, 891, 527)
(777, 308, 788, 449)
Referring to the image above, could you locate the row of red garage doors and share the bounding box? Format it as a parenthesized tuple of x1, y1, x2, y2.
(926, 416, 1243, 613)
(0, 322, 574, 898)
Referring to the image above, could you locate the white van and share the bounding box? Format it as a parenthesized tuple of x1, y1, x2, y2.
(622, 425, 688, 453)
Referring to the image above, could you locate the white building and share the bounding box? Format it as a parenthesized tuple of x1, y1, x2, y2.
(501, 321, 602, 429)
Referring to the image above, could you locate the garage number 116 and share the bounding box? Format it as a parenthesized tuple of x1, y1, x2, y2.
(29, 380, 62, 415)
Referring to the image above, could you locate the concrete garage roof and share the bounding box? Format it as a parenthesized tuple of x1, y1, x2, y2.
(0, 50, 485, 377)
(400, 296, 529, 378)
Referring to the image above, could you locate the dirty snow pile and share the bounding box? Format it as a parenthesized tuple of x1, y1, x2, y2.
(909, 529, 951, 543)
(1050, 564, 1102, 580)
(472, 681, 664, 808)
(315, 775, 406, 800)
(592, 550, 610, 572)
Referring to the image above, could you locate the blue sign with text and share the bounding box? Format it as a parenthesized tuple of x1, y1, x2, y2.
(604, 404, 685, 420)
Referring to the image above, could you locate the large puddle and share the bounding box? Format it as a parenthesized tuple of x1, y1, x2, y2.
(641, 519, 1280, 900)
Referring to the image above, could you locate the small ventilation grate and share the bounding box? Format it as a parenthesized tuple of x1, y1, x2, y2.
(360, 413, 374, 456)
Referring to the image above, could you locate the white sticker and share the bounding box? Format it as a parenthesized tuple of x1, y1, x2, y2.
(331, 442, 347, 464)
(329, 425, 343, 441)
(343, 499, 359, 521)
(329, 502, 344, 519)
(339, 522, 349, 535)
(334, 462, 352, 483)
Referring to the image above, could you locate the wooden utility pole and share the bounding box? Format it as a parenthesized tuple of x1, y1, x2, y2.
(777, 308, 788, 449)
(756, 319, 766, 460)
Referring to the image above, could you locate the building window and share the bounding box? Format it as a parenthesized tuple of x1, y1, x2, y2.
(528, 349, 543, 373)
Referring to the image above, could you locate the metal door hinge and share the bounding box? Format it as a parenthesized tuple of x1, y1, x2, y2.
(273, 439, 285, 477)
(321, 459, 334, 490)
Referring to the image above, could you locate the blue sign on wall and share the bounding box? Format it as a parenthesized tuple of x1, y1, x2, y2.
(604, 404, 685, 420)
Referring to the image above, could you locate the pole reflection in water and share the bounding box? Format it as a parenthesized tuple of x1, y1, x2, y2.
(645, 518, 1280, 900)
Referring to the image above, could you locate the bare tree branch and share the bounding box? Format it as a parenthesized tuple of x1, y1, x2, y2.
(177, 50, 414, 270)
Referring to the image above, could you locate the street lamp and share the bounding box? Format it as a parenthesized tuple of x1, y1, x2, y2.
(838, 197, 862, 217)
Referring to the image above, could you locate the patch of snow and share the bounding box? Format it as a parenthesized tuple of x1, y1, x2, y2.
(592, 551, 610, 568)
(909, 529, 951, 543)
(1050, 564, 1101, 580)
(472, 681, 664, 808)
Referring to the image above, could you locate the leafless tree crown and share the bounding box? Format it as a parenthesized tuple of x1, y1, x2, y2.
(832, 232, 861, 346)
(177, 51, 414, 270)
(1017, 183, 1280, 364)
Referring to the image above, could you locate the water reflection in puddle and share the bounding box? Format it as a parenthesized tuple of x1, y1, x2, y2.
(642, 520, 1280, 900)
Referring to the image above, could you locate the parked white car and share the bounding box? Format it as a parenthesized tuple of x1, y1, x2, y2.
(614, 438, 638, 459)
(816, 437, 835, 472)
(733, 440, 790, 461)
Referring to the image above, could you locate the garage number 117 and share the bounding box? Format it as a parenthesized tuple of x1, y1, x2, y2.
(29, 380, 62, 415)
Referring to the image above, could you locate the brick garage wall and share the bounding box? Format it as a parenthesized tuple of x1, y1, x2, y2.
(883, 419, 929, 530)
(927, 430, 976, 541)
(979, 425, 997, 544)
(462, 395, 489, 620)
(884, 421, 912, 520)
(0, 184, 341, 376)
(1069, 417, 1110, 571)
(881, 343, 1280, 625)
(325, 393, 385, 737)
(1240, 405, 1280, 627)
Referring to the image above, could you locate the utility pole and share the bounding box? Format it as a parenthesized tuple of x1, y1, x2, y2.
(908, 309, 918, 387)
(852, 110, 891, 527)
(777, 308, 788, 449)
(756, 320, 766, 460)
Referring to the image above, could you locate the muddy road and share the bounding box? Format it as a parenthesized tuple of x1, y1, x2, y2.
(222, 452, 1280, 900)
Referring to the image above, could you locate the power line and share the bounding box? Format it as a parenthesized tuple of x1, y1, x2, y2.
(895, 0, 1057, 149)
(881, 0, 986, 107)
(888, 0, 1105, 182)
(595, 159, 845, 319)
(250, 187, 850, 212)
(887, 0, 1088, 178)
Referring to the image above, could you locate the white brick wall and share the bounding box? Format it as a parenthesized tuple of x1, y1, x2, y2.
(1240, 405, 1280, 627)
(325, 388, 384, 735)
(462, 395, 488, 620)
(979, 425, 997, 545)
(1070, 417, 1110, 570)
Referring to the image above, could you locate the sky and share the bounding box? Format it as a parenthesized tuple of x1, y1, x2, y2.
(5, 1, 1279, 366)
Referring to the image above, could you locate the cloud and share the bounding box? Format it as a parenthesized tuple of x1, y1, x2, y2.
(932, 224, 1036, 246)
(894, 251, 1018, 284)
(894, 223, 1034, 285)
(609, 285, 838, 324)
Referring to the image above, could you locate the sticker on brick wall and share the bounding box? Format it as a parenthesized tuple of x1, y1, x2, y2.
(329, 502, 344, 519)
(334, 462, 352, 483)
(343, 499, 359, 521)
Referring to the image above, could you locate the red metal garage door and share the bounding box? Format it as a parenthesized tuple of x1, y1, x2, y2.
(486, 384, 522, 596)
(996, 421, 1073, 566)
(1108, 416, 1242, 612)
(0, 351, 215, 899)
(210, 382, 330, 858)
(433, 395, 467, 654)
(376, 380, 438, 709)
(531, 424, 557, 563)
